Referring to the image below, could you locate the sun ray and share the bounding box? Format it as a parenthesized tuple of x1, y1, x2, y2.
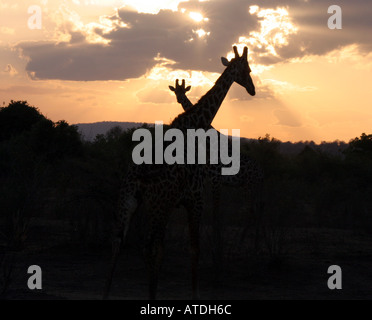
(228, 6, 297, 64)
(189, 12, 204, 22)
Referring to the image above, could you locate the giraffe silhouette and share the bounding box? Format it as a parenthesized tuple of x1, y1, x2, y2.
(104, 46, 256, 300)
(169, 79, 264, 271)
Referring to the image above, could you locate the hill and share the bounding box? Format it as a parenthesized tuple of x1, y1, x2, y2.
(75, 121, 348, 156)
(75, 121, 147, 141)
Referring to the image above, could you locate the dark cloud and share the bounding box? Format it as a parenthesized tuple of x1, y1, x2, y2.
(19, 39, 156, 81)
(17, 0, 372, 81)
(17, 0, 258, 80)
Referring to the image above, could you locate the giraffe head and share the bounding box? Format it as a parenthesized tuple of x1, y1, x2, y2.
(169, 79, 191, 103)
(221, 46, 255, 96)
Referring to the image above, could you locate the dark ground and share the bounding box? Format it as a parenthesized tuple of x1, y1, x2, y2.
(2, 219, 372, 300)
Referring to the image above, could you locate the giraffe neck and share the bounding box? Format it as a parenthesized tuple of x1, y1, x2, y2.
(177, 93, 193, 111)
(190, 66, 235, 128)
(171, 65, 235, 130)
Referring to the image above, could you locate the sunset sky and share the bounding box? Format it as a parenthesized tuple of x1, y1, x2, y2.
(1, 0, 371, 142)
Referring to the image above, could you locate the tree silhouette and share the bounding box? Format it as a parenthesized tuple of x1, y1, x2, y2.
(0, 101, 44, 141)
(347, 133, 372, 156)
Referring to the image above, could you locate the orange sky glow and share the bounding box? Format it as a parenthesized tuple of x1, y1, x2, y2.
(1, 0, 372, 143)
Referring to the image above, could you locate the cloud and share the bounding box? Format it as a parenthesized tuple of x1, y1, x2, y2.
(276, 0, 372, 58)
(136, 87, 175, 104)
(0, 1, 18, 10)
(3, 64, 18, 76)
(17, 1, 259, 81)
(17, 0, 372, 82)
(273, 108, 302, 127)
(262, 79, 317, 95)
(0, 27, 15, 35)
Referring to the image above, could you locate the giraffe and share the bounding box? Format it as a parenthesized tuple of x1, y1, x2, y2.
(169, 79, 264, 271)
(169, 79, 192, 111)
(104, 46, 256, 300)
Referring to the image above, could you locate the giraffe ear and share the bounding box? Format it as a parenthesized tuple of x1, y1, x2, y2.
(185, 86, 191, 92)
(221, 57, 229, 66)
(169, 86, 175, 92)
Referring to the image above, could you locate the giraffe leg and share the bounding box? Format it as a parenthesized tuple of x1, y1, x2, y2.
(146, 238, 164, 300)
(144, 211, 168, 300)
(254, 181, 265, 253)
(247, 174, 265, 254)
(239, 184, 255, 248)
(103, 235, 121, 300)
(240, 179, 264, 254)
(251, 187, 261, 253)
(103, 192, 137, 300)
(211, 182, 223, 279)
(186, 198, 202, 300)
